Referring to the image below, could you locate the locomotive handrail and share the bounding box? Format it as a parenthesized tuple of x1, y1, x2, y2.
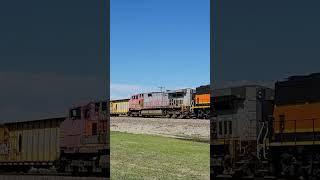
(272, 118, 320, 143)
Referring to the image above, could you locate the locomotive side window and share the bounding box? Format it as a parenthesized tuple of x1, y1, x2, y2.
(279, 115, 285, 132)
(228, 121, 232, 135)
(18, 134, 22, 153)
(148, 94, 152, 97)
(92, 123, 97, 135)
(219, 121, 222, 135)
(224, 121, 228, 135)
(70, 108, 81, 118)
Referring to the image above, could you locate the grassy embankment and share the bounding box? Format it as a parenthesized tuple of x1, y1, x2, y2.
(111, 131, 209, 180)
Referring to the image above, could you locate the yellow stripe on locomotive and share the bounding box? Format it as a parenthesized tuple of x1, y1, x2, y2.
(273, 102, 320, 133)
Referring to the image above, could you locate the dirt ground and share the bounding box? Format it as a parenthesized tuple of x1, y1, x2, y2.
(110, 117, 210, 141)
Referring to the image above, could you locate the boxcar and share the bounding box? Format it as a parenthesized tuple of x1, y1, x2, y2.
(110, 99, 129, 116)
(0, 117, 65, 172)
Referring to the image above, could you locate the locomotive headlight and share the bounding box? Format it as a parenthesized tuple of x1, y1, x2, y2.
(257, 89, 265, 100)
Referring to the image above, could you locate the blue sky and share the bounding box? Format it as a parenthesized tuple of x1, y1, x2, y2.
(111, 0, 210, 99)
(213, 0, 320, 84)
(0, 0, 107, 122)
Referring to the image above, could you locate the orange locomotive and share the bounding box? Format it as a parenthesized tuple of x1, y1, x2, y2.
(268, 73, 320, 178)
(192, 85, 210, 119)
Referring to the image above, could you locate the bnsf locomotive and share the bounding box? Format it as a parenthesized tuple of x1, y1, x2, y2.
(0, 100, 109, 177)
(110, 86, 211, 119)
(211, 73, 320, 179)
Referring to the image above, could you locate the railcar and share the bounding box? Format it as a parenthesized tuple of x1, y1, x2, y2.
(268, 73, 320, 179)
(59, 100, 108, 176)
(141, 91, 169, 117)
(0, 117, 65, 173)
(210, 85, 274, 178)
(110, 99, 129, 116)
(192, 85, 210, 119)
(166, 88, 194, 118)
(211, 73, 320, 179)
(128, 93, 144, 117)
(0, 100, 109, 177)
(126, 88, 195, 118)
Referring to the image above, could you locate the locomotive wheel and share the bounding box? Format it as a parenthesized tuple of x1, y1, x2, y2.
(197, 110, 204, 119)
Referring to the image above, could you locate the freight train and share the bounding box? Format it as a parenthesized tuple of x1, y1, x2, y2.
(0, 100, 109, 178)
(110, 86, 210, 119)
(211, 73, 320, 180)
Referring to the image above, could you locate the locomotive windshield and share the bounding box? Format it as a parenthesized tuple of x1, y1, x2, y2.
(169, 92, 185, 98)
(70, 107, 81, 118)
(213, 95, 236, 113)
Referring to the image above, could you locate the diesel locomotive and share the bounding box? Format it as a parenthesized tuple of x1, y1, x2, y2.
(0, 100, 109, 177)
(110, 87, 209, 119)
(211, 73, 320, 180)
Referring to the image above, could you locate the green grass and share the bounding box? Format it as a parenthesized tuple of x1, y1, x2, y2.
(111, 131, 210, 180)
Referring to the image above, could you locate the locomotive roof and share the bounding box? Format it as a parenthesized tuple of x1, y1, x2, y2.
(286, 72, 320, 81)
(166, 88, 194, 93)
(132, 91, 164, 95)
(110, 98, 130, 102)
(275, 72, 320, 106)
(69, 99, 108, 109)
(213, 84, 272, 91)
(1, 116, 66, 125)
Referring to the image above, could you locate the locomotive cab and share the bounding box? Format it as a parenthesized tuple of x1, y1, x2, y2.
(59, 101, 108, 176)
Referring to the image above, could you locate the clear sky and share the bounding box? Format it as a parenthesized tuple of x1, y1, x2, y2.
(0, 0, 107, 122)
(213, 0, 320, 87)
(111, 0, 210, 99)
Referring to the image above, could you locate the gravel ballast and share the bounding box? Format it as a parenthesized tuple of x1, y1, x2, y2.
(111, 117, 210, 141)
